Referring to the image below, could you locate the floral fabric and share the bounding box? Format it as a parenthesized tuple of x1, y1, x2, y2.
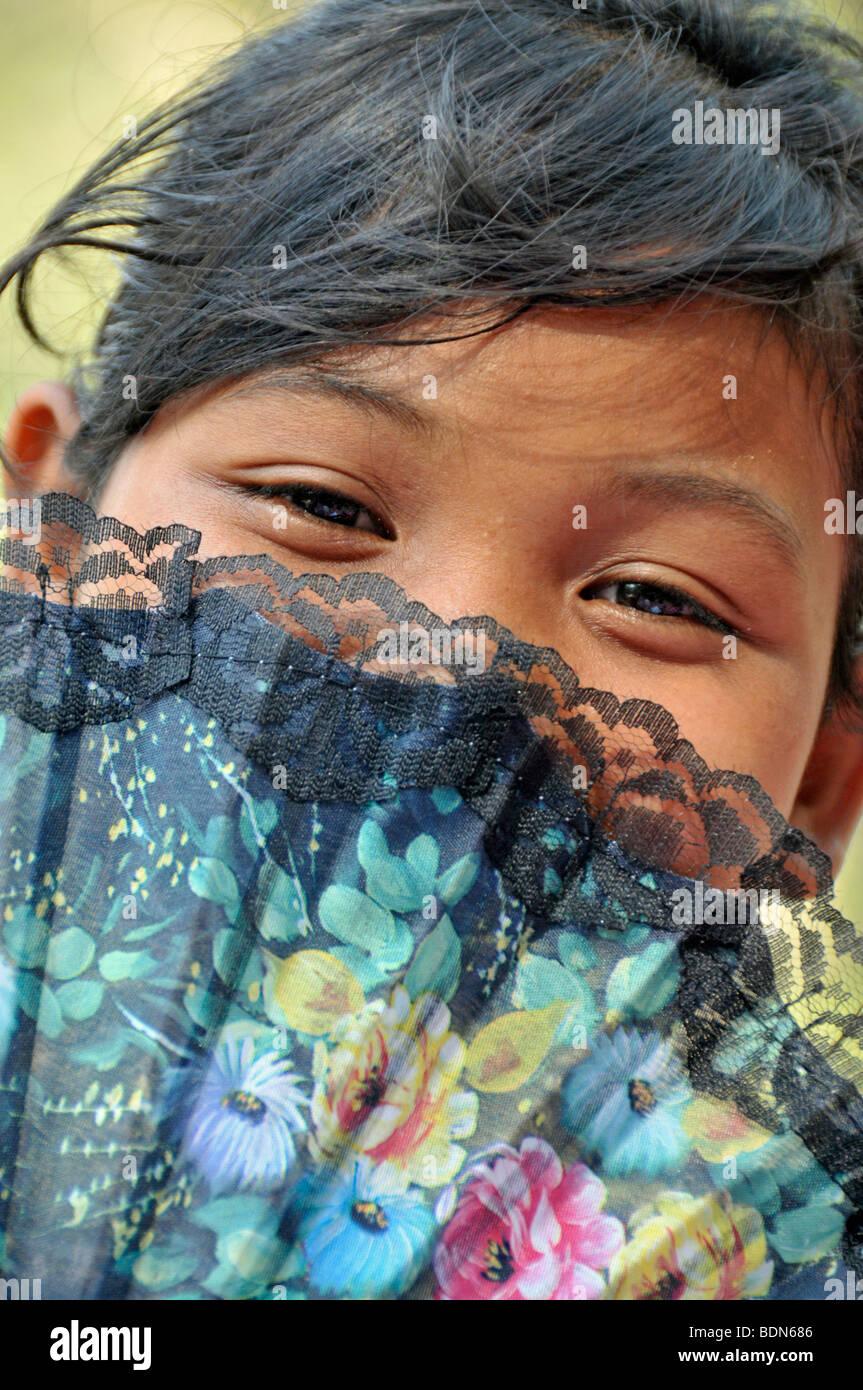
(0, 496, 861, 1300)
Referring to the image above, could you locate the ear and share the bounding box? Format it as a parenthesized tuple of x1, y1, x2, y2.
(791, 685, 863, 875)
(2, 381, 84, 496)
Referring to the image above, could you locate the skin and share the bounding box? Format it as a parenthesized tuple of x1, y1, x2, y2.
(6, 298, 863, 871)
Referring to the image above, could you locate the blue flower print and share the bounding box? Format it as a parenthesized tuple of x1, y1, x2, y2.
(561, 1027, 692, 1178)
(298, 1159, 437, 1298)
(180, 1035, 308, 1194)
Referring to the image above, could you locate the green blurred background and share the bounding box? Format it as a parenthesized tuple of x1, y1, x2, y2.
(2, 0, 863, 918)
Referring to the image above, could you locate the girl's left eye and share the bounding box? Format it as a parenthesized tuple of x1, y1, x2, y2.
(582, 579, 733, 633)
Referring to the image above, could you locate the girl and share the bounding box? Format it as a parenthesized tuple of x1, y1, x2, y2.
(1, 0, 863, 1304)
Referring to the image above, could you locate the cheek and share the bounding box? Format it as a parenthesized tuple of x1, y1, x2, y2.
(655, 677, 817, 818)
(545, 628, 823, 814)
(96, 449, 238, 556)
(96, 447, 171, 529)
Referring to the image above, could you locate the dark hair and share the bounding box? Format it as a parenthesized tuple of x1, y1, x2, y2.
(4, 0, 863, 717)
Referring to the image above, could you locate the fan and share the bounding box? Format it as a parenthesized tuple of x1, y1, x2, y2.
(0, 493, 860, 1301)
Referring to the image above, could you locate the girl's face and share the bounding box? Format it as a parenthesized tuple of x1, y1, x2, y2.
(8, 301, 863, 866)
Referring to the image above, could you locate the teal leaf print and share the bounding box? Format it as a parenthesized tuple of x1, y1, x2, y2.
(99, 949, 158, 981)
(14, 971, 41, 1021)
(436, 852, 480, 907)
(176, 806, 207, 850)
(192, 1195, 276, 1237)
(188, 857, 241, 919)
(404, 915, 462, 1002)
(318, 883, 413, 969)
(557, 932, 599, 973)
(327, 944, 391, 993)
(55, 979, 104, 1020)
(405, 834, 441, 884)
(596, 921, 651, 946)
(34, 983, 64, 1039)
(45, 926, 96, 980)
(256, 864, 308, 943)
(204, 815, 239, 856)
(513, 951, 599, 1046)
(543, 866, 563, 895)
(713, 999, 795, 1075)
(240, 798, 278, 855)
(431, 787, 461, 814)
(194, 1197, 294, 1295)
(514, 954, 588, 1010)
(3, 908, 48, 969)
(183, 983, 224, 1031)
(605, 941, 681, 1020)
(357, 820, 425, 911)
(0, 729, 50, 802)
(122, 914, 184, 943)
(69, 1032, 131, 1071)
(133, 1243, 201, 1292)
(214, 1229, 285, 1284)
(213, 928, 239, 981)
(355, 820, 477, 918)
(212, 929, 263, 993)
(768, 1204, 846, 1265)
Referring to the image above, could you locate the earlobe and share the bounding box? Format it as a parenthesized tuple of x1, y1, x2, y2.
(791, 688, 863, 875)
(2, 381, 83, 496)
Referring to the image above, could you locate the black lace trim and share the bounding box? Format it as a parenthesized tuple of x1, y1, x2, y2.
(2, 492, 863, 1271)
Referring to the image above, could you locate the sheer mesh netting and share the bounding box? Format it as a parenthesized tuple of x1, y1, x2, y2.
(0, 491, 861, 1300)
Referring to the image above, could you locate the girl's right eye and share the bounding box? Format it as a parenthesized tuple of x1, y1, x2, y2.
(244, 482, 394, 539)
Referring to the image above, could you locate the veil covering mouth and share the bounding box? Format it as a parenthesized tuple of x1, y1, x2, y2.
(0, 493, 861, 1301)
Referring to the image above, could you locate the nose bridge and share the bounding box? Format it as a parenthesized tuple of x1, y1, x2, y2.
(409, 520, 563, 650)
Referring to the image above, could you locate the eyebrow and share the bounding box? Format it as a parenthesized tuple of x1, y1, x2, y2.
(219, 377, 809, 572)
(609, 470, 806, 575)
(222, 370, 437, 437)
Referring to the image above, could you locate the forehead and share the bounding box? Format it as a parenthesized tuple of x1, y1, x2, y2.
(315, 300, 836, 464)
(162, 298, 842, 527)
(203, 299, 832, 479)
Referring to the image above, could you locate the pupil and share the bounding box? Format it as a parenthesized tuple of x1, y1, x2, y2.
(293, 487, 359, 526)
(620, 582, 686, 617)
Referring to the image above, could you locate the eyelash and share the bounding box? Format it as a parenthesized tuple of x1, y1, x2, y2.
(236, 484, 733, 634)
(240, 482, 394, 539)
(583, 579, 736, 634)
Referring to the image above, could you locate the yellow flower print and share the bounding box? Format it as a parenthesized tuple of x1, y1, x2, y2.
(310, 985, 478, 1187)
(607, 1190, 773, 1300)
